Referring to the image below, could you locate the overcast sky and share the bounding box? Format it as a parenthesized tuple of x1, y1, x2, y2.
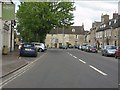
(13, 0, 119, 30)
(73, 1, 119, 30)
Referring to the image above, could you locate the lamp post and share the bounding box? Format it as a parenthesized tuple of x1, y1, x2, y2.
(62, 26, 65, 46)
(102, 29, 105, 48)
(72, 28, 75, 46)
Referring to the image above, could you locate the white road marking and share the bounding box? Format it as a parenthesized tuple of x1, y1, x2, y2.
(70, 54, 73, 56)
(0, 53, 47, 88)
(89, 65, 107, 76)
(68, 52, 86, 64)
(78, 59, 86, 64)
(68, 52, 108, 76)
(73, 56, 77, 59)
(0, 67, 30, 87)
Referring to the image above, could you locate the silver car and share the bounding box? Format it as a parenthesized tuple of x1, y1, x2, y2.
(101, 45, 117, 56)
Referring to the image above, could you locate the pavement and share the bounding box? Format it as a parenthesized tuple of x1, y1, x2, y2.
(1, 49, 28, 78)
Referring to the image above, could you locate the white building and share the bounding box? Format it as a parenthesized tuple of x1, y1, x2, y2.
(0, 1, 15, 55)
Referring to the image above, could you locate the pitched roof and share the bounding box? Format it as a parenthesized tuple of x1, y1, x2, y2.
(97, 15, 120, 32)
(49, 26, 85, 35)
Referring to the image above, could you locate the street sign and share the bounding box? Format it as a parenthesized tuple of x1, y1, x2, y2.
(2, 4, 15, 20)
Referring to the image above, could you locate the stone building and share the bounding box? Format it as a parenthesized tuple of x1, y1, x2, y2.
(89, 21, 101, 46)
(96, 13, 120, 48)
(45, 25, 85, 48)
(0, 1, 15, 54)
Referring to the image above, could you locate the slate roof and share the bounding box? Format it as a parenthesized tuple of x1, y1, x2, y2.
(97, 15, 120, 32)
(49, 26, 85, 35)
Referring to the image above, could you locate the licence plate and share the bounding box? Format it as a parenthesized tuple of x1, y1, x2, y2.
(25, 49, 31, 51)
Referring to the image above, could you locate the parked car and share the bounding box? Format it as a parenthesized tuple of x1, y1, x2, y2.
(20, 43, 37, 57)
(59, 45, 67, 49)
(78, 45, 82, 50)
(89, 46, 98, 53)
(81, 44, 88, 51)
(115, 46, 120, 59)
(74, 45, 79, 49)
(85, 45, 91, 52)
(101, 45, 117, 56)
(32, 42, 46, 52)
(68, 45, 74, 48)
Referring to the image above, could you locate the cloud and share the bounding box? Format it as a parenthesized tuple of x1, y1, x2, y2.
(73, 1, 118, 30)
(12, 0, 118, 30)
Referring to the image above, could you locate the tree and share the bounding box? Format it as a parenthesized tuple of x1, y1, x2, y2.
(16, 2, 75, 42)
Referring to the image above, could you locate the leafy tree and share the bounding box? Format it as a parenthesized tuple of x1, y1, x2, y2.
(16, 2, 75, 42)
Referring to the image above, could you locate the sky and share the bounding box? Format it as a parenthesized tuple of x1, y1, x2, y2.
(12, 0, 119, 31)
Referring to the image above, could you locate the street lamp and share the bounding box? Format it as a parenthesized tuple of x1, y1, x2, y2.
(62, 26, 65, 46)
(72, 28, 76, 46)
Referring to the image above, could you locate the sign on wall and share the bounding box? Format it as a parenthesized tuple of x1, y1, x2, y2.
(2, 4, 15, 20)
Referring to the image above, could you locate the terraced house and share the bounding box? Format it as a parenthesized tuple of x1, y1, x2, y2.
(45, 25, 86, 48)
(96, 13, 120, 49)
(85, 12, 120, 49)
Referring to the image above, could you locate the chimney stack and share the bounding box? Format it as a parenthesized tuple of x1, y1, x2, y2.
(113, 12, 118, 19)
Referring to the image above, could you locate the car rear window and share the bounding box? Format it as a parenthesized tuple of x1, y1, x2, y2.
(107, 46, 116, 49)
(23, 44, 34, 48)
(35, 44, 41, 46)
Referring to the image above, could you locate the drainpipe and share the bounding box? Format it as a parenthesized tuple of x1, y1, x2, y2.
(0, 2, 3, 55)
(0, 1, 2, 79)
(10, 20, 12, 52)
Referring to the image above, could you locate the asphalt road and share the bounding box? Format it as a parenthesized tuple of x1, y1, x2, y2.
(2, 49, 118, 88)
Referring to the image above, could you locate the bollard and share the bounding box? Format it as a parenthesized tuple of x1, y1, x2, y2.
(2, 45, 8, 55)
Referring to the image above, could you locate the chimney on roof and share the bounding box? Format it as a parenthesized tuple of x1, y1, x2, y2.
(101, 14, 109, 24)
(82, 23, 84, 31)
(113, 12, 118, 19)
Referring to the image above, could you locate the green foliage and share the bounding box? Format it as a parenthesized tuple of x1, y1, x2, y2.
(16, 2, 75, 42)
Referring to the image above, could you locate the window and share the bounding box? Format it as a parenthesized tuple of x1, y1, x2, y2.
(108, 30, 111, 37)
(109, 21, 111, 25)
(100, 32, 103, 38)
(114, 19, 117, 24)
(103, 24, 106, 27)
(105, 31, 107, 37)
(76, 35, 78, 39)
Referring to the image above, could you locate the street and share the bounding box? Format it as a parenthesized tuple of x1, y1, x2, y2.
(2, 49, 118, 88)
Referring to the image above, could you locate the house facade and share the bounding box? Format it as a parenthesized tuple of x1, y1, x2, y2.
(0, 1, 15, 55)
(45, 25, 85, 48)
(95, 13, 120, 49)
(89, 21, 101, 46)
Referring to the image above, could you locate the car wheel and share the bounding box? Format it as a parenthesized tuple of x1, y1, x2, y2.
(35, 54, 37, 57)
(105, 54, 108, 57)
(102, 53, 104, 56)
(34, 53, 37, 57)
(39, 48, 42, 52)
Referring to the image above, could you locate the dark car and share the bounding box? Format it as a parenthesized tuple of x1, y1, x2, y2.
(85, 45, 91, 52)
(59, 45, 67, 49)
(115, 46, 120, 59)
(89, 46, 98, 53)
(101, 45, 117, 56)
(68, 45, 74, 48)
(20, 43, 37, 57)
